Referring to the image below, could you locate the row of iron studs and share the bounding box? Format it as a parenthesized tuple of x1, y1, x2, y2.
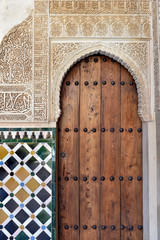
(59, 128, 142, 132)
(58, 176, 142, 181)
(63, 224, 143, 230)
(84, 57, 115, 63)
(66, 80, 134, 86)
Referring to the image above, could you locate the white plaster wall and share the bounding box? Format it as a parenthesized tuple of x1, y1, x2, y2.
(0, 0, 34, 43)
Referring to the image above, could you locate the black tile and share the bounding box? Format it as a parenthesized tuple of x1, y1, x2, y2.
(28, 143, 38, 150)
(26, 220, 39, 234)
(26, 199, 40, 213)
(5, 199, 18, 213)
(37, 189, 50, 202)
(47, 180, 51, 189)
(0, 168, 8, 181)
(26, 157, 39, 171)
(16, 146, 29, 159)
(5, 157, 18, 170)
(37, 231, 50, 240)
(36, 168, 50, 181)
(5, 220, 18, 235)
(7, 143, 17, 149)
(15, 210, 29, 223)
(0, 231, 7, 240)
(0, 188, 8, 202)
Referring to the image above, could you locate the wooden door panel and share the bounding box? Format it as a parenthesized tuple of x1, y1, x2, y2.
(100, 58, 121, 240)
(58, 65, 80, 240)
(80, 57, 101, 240)
(120, 66, 143, 240)
(58, 55, 143, 240)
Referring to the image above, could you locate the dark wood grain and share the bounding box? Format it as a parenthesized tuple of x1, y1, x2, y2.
(120, 66, 143, 240)
(100, 57, 121, 240)
(57, 56, 143, 240)
(80, 56, 101, 240)
(58, 64, 80, 240)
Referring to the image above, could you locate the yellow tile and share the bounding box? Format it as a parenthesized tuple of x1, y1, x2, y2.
(41, 183, 46, 187)
(0, 182, 3, 187)
(31, 214, 35, 219)
(15, 188, 29, 202)
(15, 167, 30, 181)
(26, 178, 40, 192)
(0, 146, 8, 160)
(0, 209, 8, 224)
(31, 151, 35, 156)
(10, 151, 14, 155)
(20, 225, 24, 230)
(5, 178, 19, 192)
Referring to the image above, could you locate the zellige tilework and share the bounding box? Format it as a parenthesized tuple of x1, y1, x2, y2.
(0, 129, 56, 240)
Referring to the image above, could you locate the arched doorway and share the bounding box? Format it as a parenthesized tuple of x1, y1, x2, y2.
(57, 55, 143, 240)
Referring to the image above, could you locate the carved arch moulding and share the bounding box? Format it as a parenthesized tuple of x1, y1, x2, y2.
(0, 0, 158, 126)
(51, 41, 153, 123)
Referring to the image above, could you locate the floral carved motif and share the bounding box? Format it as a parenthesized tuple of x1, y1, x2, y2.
(51, 41, 151, 122)
(0, 16, 33, 121)
(50, 16, 151, 38)
(0, 93, 32, 113)
(50, 1, 151, 15)
(0, 16, 33, 84)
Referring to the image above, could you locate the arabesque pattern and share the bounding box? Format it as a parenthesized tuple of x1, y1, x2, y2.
(0, 0, 158, 124)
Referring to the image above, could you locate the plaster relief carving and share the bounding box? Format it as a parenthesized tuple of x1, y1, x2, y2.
(0, 15, 33, 121)
(0, 16, 32, 84)
(49, 1, 151, 15)
(50, 16, 151, 38)
(0, 92, 32, 113)
(0, 0, 157, 125)
(51, 41, 152, 122)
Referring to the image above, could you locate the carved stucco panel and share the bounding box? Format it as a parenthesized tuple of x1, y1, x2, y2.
(51, 41, 152, 122)
(0, 15, 33, 121)
(50, 16, 151, 38)
(49, 1, 151, 15)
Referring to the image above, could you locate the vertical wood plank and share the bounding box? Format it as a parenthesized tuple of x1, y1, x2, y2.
(58, 64, 80, 240)
(57, 56, 143, 240)
(80, 56, 101, 240)
(100, 57, 121, 240)
(120, 66, 143, 240)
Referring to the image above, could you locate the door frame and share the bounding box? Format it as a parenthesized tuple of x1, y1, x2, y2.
(54, 51, 158, 240)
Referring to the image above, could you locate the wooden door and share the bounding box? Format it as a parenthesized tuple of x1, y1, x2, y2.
(57, 55, 143, 240)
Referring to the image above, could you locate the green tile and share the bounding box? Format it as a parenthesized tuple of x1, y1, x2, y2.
(4, 139, 17, 143)
(20, 139, 32, 143)
(25, 128, 41, 131)
(47, 201, 52, 211)
(47, 159, 52, 168)
(52, 228, 56, 240)
(37, 139, 52, 143)
(37, 145, 50, 160)
(52, 130, 56, 141)
(37, 210, 50, 224)
(52, 214, 56, 228)
(47, 223, 51, 231)
(16, 231, 29, 240)
(52, 183, 55, 197)
(41, 128, 53, 131)
(0, 128, 10, 131)
(52, 196, 55, 212)
(11, 128, 25, 131)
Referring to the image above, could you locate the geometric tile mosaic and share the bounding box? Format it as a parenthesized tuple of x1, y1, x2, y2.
(0, 129, 56, 240)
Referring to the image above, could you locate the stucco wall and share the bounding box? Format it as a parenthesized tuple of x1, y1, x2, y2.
(0, 0, 158, 126)
(0, 0, 34, 43)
